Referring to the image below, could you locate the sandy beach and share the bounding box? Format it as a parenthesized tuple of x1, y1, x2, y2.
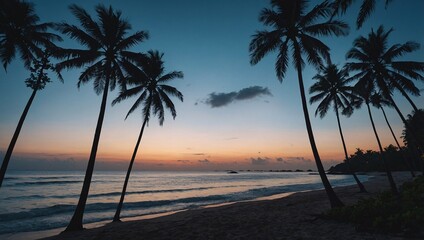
(34, 172, 413, 240)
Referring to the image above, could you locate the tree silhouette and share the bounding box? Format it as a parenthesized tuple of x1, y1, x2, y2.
(370, 92, 415, 177)
(310, 63, 367, 192)
(111, 50, 183, 222)
(55, 4, 148, 231)
(0, 0, 62, 188)
(346, 25, 424, 156)
(353, 82, 398, 194)
(330, 0, 393, 29)
(249, 0, 349, 208)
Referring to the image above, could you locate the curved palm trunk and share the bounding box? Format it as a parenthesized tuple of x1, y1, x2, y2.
(113, 117, 148, 222)
(334, 102, 367, 192)
(0, 89, 37, 188)
(394, 82, 419, 112)
(65, 77, 110, 231)
(380, 107, 415, 177)
(296, 67, 343, 208)
(366, 103, 398, 195)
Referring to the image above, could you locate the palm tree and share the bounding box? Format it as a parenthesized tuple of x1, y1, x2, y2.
(249, 0, 349, 208)
(346, 25, 424, 151)
(330, 0, 393, 29)
(111, 50, 183, 222)
(55, 4, 148, 231)
(309, 63, 367, 192)
(0, 0, 62, 188)
(370, 92, 415, 177)
(353, 82, 398, 194)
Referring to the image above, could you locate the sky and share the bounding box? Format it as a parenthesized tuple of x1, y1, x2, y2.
(0, 0, 423, 171)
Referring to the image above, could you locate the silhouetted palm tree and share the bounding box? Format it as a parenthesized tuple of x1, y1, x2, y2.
(111, 50, 183, 222)
(370, 92, 415, 177)
(310, 63, 367, 192)
(346, 25, 424, 150)
(0, 0, 62, 188)
(249, 0, 349, 208)
(55, 4, 148, 231)
(353, 82, 398, 194)
(330, 0, 392, 29)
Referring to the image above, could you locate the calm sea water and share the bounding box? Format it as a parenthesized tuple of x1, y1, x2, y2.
(0, 171, 369, 234)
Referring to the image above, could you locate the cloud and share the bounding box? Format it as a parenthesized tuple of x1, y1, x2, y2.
(204, 86, 272, 108)
(250, 157, 270, 165)
(198, 159, 211, 164)
(192, 153, 205, 156)
(177, 160, 191, 164)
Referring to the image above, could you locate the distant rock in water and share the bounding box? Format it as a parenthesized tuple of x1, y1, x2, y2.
(227, 170, 238, 174)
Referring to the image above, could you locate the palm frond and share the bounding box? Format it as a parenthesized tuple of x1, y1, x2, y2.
(249, 30, 281, 65)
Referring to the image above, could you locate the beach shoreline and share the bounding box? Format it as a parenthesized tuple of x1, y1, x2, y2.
(2, 171, 413, 240)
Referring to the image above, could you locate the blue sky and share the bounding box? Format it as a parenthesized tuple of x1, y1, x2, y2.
(0, 0, 423, 171)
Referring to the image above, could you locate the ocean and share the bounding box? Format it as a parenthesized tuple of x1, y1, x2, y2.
(0, 171, 369, 235)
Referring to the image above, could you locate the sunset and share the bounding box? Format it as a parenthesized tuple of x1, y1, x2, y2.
(0, 0, 423, 239)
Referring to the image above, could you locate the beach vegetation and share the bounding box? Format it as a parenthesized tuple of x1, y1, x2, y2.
(54, 4, 148, 231)
(0, 0, 62, 188)
(310, 63, 367, 192)
(325, 176, 424, 237)
(111, 50, 183, 222)
(249, 0, 349, 208)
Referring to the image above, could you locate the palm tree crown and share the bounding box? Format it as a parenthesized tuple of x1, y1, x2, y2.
(249, 0, 349, 80)
(346, 25, 424, 110)
(56, 4, 149, 93)
(310, 64, 357, 118)
(0, 0, 61, 70)
(113, 50, 183, 124)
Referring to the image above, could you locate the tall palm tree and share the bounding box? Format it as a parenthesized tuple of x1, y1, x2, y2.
(370, 92, 415, 177)
(249, 0, 349, 208)
(55, 4, 148, 231)
(0, 0, 62, 188)
(309, 63, 367, 192)
(111, 50, 183, 222)
(330, 0, 393, 29)
(353, 82, 398, 194)
(346, 25, 424, 150)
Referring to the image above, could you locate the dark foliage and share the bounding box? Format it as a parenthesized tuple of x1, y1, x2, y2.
(329, 145, 422, 173)
(325, 176, 424, 237)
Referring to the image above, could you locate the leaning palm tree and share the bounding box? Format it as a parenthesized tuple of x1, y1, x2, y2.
(353, 82, 398, 194)
(0, 0, 62, 188)
(330, 0, 393, 29)
(346, 25, 424, 150)
(370, 92, 415, 177)
(111, 50, 183, 222)
(55, 4, 148, 231)
(309, 63, 367, 192)
(249, 0, 349, 208)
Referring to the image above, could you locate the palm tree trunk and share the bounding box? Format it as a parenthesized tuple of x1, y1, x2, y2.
(0, 89, 37, 188)
(113, 117, 148, 222)
(334, 102, 367, 192)
(394, 82, 419, 112)
(296, 67, 343, 208)
(366, 103, 398, 195)
(65, 77, 110, 232)
(380, 107, 415, 177)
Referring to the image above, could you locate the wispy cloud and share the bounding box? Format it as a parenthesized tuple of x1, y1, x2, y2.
(198, 159, 211, 164)
(202, 86, 272, 108)
(250, 157, 270, 165)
